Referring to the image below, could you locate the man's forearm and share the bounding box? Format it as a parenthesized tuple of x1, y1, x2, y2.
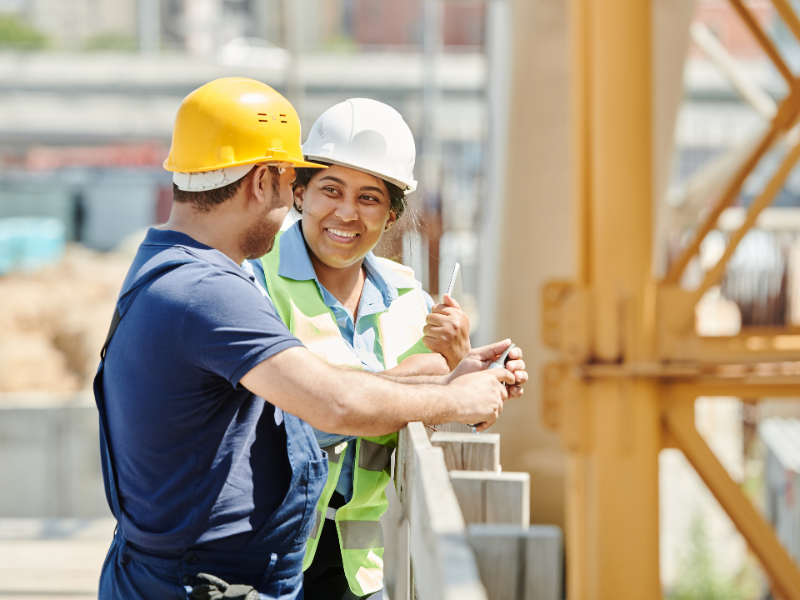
(324, 367, 458, 434)
(377, 372, 448, 385)
(243, 347, 460, 437)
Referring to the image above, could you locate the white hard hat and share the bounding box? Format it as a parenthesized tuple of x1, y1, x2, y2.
(302, 98, 417, 193)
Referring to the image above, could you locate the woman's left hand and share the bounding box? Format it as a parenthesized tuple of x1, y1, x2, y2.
(423, 294, 471, 371)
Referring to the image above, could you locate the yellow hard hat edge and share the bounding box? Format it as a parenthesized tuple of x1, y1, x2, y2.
(163, 155, 329, 174)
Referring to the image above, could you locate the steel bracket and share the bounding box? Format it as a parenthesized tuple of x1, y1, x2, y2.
(542, 280, 592, 364)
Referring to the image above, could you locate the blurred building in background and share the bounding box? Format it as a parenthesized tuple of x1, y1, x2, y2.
(2, 1, 800, 598)
(0, 0, 488, 292)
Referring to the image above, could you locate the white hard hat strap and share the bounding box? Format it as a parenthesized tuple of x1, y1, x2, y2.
(173, 164, 254, 192)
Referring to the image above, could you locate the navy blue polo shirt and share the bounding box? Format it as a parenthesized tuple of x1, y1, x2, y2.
(102, 228, 303, 551)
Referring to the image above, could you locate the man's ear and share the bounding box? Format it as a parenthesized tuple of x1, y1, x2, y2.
(251, 165, 272, 204)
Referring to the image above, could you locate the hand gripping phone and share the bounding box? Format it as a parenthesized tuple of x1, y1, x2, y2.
(469, 342, 516, 430)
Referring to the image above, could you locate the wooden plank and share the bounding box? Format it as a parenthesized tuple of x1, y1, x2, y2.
(466, 528, 522, 600)
(432, 422, 473, 434)
(467, 524, 563, 600)
(382, 479, 410, 600)
(396, 423, 428, 517)
(450, 473, 484, 523)
(403, 423, 488, 600)
(395, 517, 412, 600)
(437, 439, 463, 470)
(523, 526, 563, 600)
(450, 471, 530, 526)
(430, 432, 500, 471)
(485, 472, 530, 526)
(410, 446, 486, 600)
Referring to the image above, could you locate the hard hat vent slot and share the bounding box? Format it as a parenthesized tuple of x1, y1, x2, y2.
(280, 114, 287, 124)
(258, 113, 269, 123)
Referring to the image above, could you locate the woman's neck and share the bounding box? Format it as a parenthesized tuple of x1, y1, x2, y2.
(308, 248, 366, 320)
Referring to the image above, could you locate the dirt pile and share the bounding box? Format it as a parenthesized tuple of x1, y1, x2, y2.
(0, 244, 130, 395)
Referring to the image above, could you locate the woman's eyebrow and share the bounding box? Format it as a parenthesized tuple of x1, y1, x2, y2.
(319, 175, 386, 196)
(360, 186, 385, 195)
(318, 175, 347, 185)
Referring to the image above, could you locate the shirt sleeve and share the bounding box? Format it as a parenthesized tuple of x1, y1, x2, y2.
(420, 289, 434, 313)
(181, 269, 302, 387)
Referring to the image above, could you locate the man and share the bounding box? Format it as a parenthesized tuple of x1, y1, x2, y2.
(95, 78, 526, 600)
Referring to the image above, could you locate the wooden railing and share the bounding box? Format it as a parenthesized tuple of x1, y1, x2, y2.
(382, 422, 563, 600)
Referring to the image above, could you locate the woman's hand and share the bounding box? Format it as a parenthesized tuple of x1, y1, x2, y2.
(447, 339, 527, 400)
(423, 294, 471, 370)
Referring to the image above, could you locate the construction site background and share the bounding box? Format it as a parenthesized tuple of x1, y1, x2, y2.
(2, 1, 800, 599)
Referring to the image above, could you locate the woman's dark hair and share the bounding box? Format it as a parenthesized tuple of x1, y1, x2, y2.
(293, 165, 408, 218)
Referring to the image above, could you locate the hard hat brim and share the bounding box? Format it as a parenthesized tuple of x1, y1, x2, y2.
(163, 156, 329, 173)
(302, 155, 417, 193)
(291, 159, 330, 169)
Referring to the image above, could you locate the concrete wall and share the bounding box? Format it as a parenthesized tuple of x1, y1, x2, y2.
(0, 393, 109, 518)
(489, 0, 572, 530)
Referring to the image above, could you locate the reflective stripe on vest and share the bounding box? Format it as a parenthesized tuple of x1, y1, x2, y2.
(340, 520, 384, 550)
(309, 509, 322, 540)
(322, 443, 346, 464)
(260, 231, 430, 596)
(358, 439, 393, 472)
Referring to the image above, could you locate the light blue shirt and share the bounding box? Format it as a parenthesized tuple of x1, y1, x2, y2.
(248, 222, 433, 499)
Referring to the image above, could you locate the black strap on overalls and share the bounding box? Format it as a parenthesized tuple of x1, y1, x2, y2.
(101, 307, 122, 361)
(95, 307, 124, 520)
(95, 261, 192, 521)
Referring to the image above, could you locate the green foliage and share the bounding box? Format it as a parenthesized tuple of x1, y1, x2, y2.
(83, 33, 136, 52)
(667, 510, 743, 600)
(0, 14, 47, 50)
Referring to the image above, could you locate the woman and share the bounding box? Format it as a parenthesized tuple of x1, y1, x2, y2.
(249, 98, 524, 600)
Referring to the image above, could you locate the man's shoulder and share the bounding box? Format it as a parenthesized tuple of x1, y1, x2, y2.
(127, 252, 260, 320)
(177, 262, 264, 308)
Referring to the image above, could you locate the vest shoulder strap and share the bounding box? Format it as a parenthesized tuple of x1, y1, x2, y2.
(372, 256, 416, 287)
(260, 232, 292, 324)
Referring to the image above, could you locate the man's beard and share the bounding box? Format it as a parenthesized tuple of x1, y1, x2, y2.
(239, 198, 284, 260)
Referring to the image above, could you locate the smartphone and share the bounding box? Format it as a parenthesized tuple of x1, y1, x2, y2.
(445, 262, 463, 304)
(488, 343, 516, 370)
(470, 342, 516, 430)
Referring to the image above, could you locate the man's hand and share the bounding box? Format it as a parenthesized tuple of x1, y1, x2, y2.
(446, 369, 513, 432)
(423, 294, 471, 371)
(189, 573, 258, 600)
(448, 339, 527, 400)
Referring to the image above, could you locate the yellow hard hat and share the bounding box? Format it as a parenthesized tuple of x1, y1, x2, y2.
(163, 77, 326, 173)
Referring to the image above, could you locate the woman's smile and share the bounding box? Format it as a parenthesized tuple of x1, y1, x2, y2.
(325, 228, 360, 242)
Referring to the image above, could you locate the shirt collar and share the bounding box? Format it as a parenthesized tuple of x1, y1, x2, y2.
(140, 227, 248, 274)
(278, 222, 415, 305)
(277, 222, 318, 282)
(362, 252, 416, 298)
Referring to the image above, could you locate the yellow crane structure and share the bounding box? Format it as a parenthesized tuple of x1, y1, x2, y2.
(502, 0, 800, 598)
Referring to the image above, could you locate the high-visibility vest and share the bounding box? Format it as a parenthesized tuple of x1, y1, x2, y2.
(260, 231, 431, 596)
